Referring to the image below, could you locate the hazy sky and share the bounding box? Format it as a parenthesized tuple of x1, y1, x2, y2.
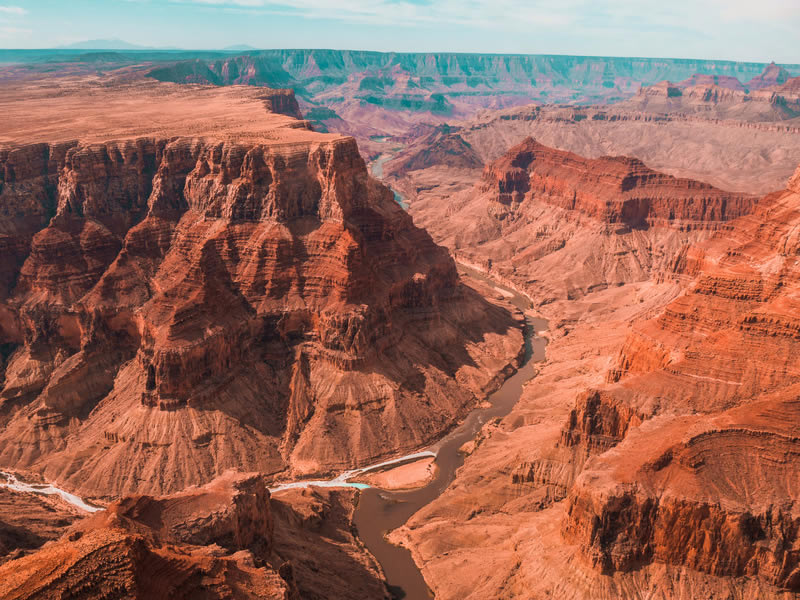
(1, 0, 798, 63)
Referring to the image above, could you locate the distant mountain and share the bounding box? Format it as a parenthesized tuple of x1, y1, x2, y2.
(56, 39, 180, 50)
(222, 44, 259, 51)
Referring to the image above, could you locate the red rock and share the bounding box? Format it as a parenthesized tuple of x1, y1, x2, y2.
(746, 62, 792, 90)
(409, 138, 757, 306)
(0, 473, 390, 599)
(0, 83, 523, 497)
(560, 166, 800, 589)
(479, 137, 756, 227)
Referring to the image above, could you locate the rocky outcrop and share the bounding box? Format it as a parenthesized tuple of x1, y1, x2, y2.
(0, 472, 291, 600)
(559, 388, 646, 455)
(564, 398, 800, 589)
(0, 474, 390, 600)
(0, 486, 83, 565)
(627, 77, 800, 122)
(385, 124, 483, 174)
(260, 89, 304, 120)
(747, 62, 792, 90)
(479, 137, 756, 228)
(409, 138, 758, 306)
(0, 129, 522, 496)
(560, 167, 800, 590)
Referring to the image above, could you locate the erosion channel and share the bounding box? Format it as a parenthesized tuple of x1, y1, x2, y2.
(354, 265, 549, 599)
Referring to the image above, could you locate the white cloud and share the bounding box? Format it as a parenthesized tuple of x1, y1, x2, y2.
(0, 25, 31, 36)
(0, 5, 26, 16)
(168, 0, 799, 30)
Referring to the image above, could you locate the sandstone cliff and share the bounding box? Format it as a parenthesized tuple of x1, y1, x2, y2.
(0, 473, 390, 599)
(390, 150, 800, 598)
(559, 167, 800, 589)
(410, 137, 757, 304)
(0, 84, 522, 497)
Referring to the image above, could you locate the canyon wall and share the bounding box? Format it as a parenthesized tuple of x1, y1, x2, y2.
(391, 142, 800, 597)
(0, 123, 521, 497)
(409, 137, 757, 304)
(560, 168, 800, 588)
(0, 472, 391, 599)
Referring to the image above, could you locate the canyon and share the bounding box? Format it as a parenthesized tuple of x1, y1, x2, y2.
(388, 142, 800, 599)
(0, 47, 799, 600)
(0, 77, 522, 503)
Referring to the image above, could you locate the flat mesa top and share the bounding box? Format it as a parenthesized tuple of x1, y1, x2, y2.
(0, 78, 341, 147)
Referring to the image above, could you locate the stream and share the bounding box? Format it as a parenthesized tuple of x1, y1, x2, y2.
(370, 150, 410, 210)
(0, 145, 546, 600)
(353, 267, 548, 599)
(0, 470, 102, 513)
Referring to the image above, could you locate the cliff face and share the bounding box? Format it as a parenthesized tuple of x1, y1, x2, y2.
(138, 51, 800, 157)
(626, 78, 800, 122)
(0, 131, 521, 496)
(0, 472, 391, 600)
(409, 138, 757, 305)
(747, 62, 792, 90)
(0, 472, 291, 600)
(564, 400, 800, 589)
(478, 137, 756, 228)
(390, 139, 799, 598)
(146, 51, 796, 106)
(560, 168, 800, 590)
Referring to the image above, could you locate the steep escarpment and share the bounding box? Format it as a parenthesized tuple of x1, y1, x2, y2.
(410, 138, 756, 304)
(136, 51, 800, 158)
(390, 152, 800, 598)
(564, 397, 800, 589)
(0, 472, 289, 600)
(382, 98, 800, 199)
(747, 62, 793, 90)
(558, 169, 800, 589)
(626, 79, 800, 122)
(0, 127, 521, 497)
(0, 472, 390, 599)
(479, 138, 756, 227)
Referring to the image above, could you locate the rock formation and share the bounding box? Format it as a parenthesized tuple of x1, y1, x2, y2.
(747, 61, 793, 90)
(382, 100, 800, 198)
(0, 81, 522, 497)
(558, 164, 800, 589)
(410, 137, 757, 303)
(393, 160, 800, 599)
(0, 484, 83, 565)
(0, 472, 390, 599)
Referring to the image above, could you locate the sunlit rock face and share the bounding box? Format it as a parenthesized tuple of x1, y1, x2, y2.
(0, 86, 522, 497)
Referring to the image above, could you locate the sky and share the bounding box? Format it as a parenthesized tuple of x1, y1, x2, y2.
(0, 0, 798, 63)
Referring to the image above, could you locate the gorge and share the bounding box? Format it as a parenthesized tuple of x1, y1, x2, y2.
(0, 44, 799, 600)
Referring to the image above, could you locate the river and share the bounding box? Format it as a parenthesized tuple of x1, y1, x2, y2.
(0, 153, 544, 600)
(353, 265, 548, 599)
(0, 470, 102, 513)
(370, 150, 410, 210)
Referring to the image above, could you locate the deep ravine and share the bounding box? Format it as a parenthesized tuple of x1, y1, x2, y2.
(353, 266, 548, 600)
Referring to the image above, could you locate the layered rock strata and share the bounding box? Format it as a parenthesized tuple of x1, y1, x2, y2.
(0, 85, 522, 497)
(0, 472, 390, 599)
(561, 165, 800, 589)
(411, 137, 757, 304)
(391, 153, 800, 598)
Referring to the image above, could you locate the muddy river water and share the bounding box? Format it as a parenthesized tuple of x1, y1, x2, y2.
(0, 150, 547, 600)
(354, 265, 548, 599)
